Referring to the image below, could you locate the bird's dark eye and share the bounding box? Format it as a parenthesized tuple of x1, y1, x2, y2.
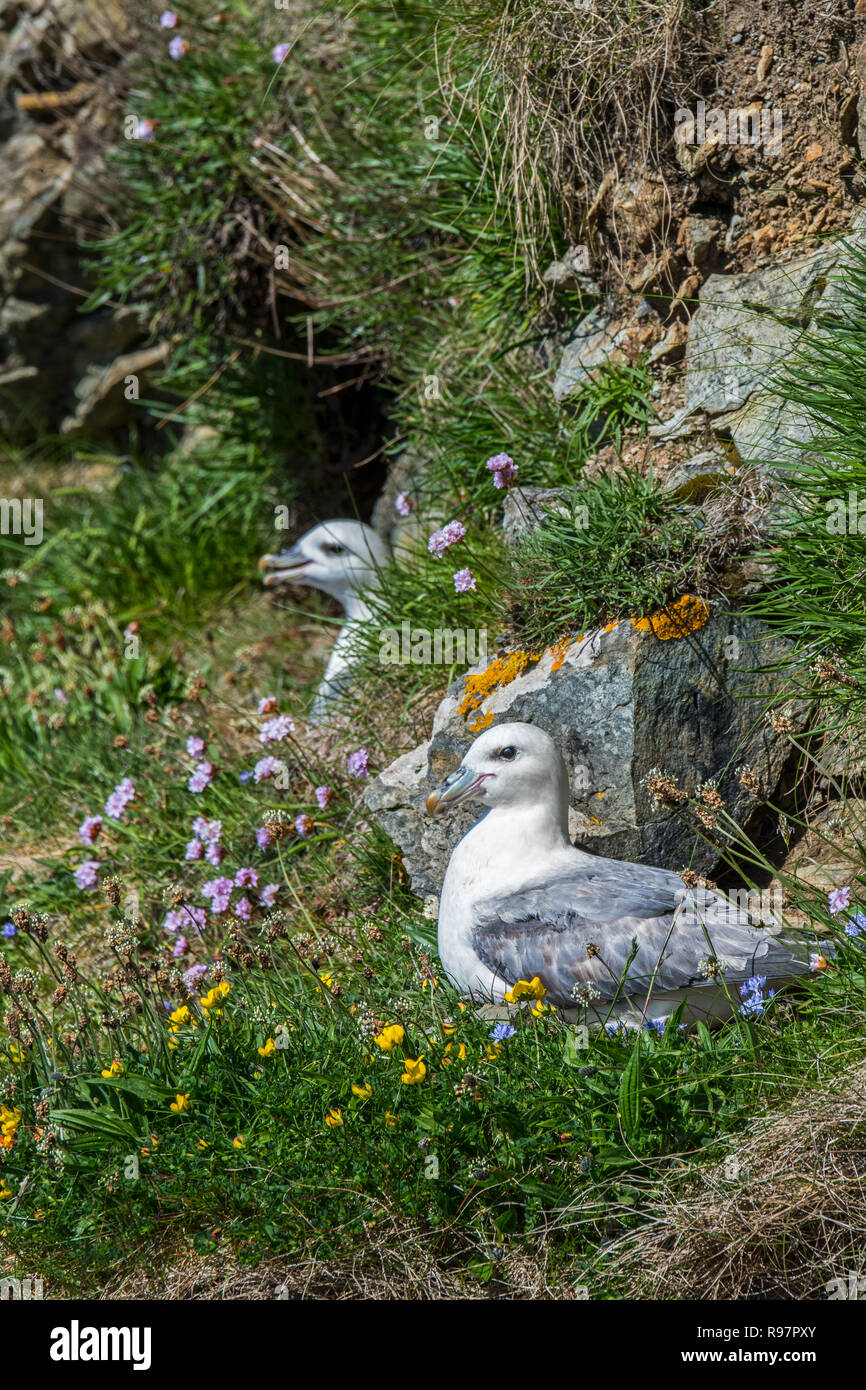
(322, 542, 346, 555)
(499, 746, 517, 760)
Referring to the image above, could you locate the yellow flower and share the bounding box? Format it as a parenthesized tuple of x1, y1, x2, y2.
(486, 1043, 502, 1061)
(0, 1179, 13, 1201)
(0, 1105, 22, 1140)
(325, 1108, 344, 1128)
(197, 1139, 209, 1150)
(8, 1043, 26, 1062)
(531, 1000, 552, 1017)
(504, 976, 547, 1003)
(384, 1111, 397, 1127)
(401, 1057, 427, 1085)
(373, 1023, 405, 1051)
(169, 1092, 190, 1114)
(232, 1134, 246, 1148)
(318, 971, 336, 990)
(351, 1082, 373, 1100)
(421, 976, 439, 990)
(101, 1059, 124, 1078)
(257, 1038, 277, 1058)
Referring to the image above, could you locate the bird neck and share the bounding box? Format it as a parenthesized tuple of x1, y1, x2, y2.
(464, 793, 573, 865)
(341, 590, 374, 622)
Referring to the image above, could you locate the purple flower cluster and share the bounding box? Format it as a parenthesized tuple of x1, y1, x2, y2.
(105, 777, 136, 821)
(187, 816, 223, 866)
(828, 885, 852, 915)
(427, 520, 466, 558)
(453, 567, 476, 593)
(314, 785, 332, 809)
(346, 748, 369, 779)
(259, 715, 295, 746)
(395, 492, 413, 518)
(254, 755, 283, 784)
(74, 860, 100, 891)
(294, 813, 313, 838)
(186, 735, 207, 758)
(78, 815, 103, 846)
(188, 761, 215, 793)
(485, 452, 518, 489)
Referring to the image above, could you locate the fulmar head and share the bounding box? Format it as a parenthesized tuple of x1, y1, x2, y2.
(259, 520, 389, 608)
(426, 721, 569, 817)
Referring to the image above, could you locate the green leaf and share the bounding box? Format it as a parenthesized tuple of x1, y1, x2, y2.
(618, 1044, 642, 1144)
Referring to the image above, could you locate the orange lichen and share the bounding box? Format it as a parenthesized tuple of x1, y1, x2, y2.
(467, 709, 495, 734)
(630, 594, 709, 642)
(458, 650, 540, 726)
(549, 638, 572, 672)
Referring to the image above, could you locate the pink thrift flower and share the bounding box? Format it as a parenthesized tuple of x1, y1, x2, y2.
(186, 735, 207, 758)
(828, 886, 852, 915)
(202, 876, 233, 901)
(163, 909, 185, 934)
(395, 492, 413, 517)
(185, 839, 204, 861)
(294, 813, 313, 838)
(105, 777, 136, 821)
(205, 842, 225, 867)
(258, 696, 278, 716)
(172, 936, 189, 958)
(54, 687, 68, 703)
(184, 963, 208, 989)
(133, 119, 155, 141)
(254, 755, 282, 784)
(260, 883, 279, 907)
(235, 866, 259, 889)
(256, 825, 274, 850)
(427, 520, 466, 557)
(314, 785, 332, 809)
(234, 896, 253, 921)
(259, 715, 294, 746)
(346, 748, 369, 778)
(192, 816, 221, 844)
(168, 35, 188, 59)
(210, 893, 231, 916)
(485, 452, 518, 488)
(272, 42, 291, 62)
(74, 861, 100, 891)
(160, 10, 178, 27)
(78, 815, 103, 845)
(453, 567, 476, 593)
(188, 761, 215, 793)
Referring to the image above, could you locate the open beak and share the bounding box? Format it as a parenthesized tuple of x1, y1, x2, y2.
(426, 765, 490, 816)
(258, 546, 310, 587)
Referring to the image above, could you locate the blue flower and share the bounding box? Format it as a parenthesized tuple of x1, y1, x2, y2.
(1, 921, 15, 938)
(643, 1018, 666, 1034)
(845, 910, 866, 937)
(488, 1022, 516, 1043)
(238, 770, 253, 784)
(739, 974, 767, 999)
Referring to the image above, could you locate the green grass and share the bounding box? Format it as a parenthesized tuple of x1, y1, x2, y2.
(504, 469, 703, 648)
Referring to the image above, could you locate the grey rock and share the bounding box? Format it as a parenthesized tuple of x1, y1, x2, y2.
(552, 297, 628, 401)
(501, 486, 571, 547)
(680, 215, 723, 269)
(366, 609, 811, 900)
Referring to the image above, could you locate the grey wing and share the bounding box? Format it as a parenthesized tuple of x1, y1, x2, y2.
(471, 864, 812, 1008)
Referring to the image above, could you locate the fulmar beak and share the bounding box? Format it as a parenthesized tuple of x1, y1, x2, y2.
(259, 545, 310, 587)
(426, 765, 490, 815)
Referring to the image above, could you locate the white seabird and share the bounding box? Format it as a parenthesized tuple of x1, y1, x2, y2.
(427, 721, 811, 1025)
(259, 519, 389, 722)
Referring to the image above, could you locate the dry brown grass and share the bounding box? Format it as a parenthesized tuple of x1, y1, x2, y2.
(437, 0, 720, 274)
(603, 1059, 866, 1300)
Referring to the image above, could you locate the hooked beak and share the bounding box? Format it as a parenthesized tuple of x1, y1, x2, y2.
(258, 545, 310, 587)
(426, 765, 491, 816)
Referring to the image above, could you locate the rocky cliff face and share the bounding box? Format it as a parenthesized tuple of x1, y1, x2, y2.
(0, 0, 159, 440)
